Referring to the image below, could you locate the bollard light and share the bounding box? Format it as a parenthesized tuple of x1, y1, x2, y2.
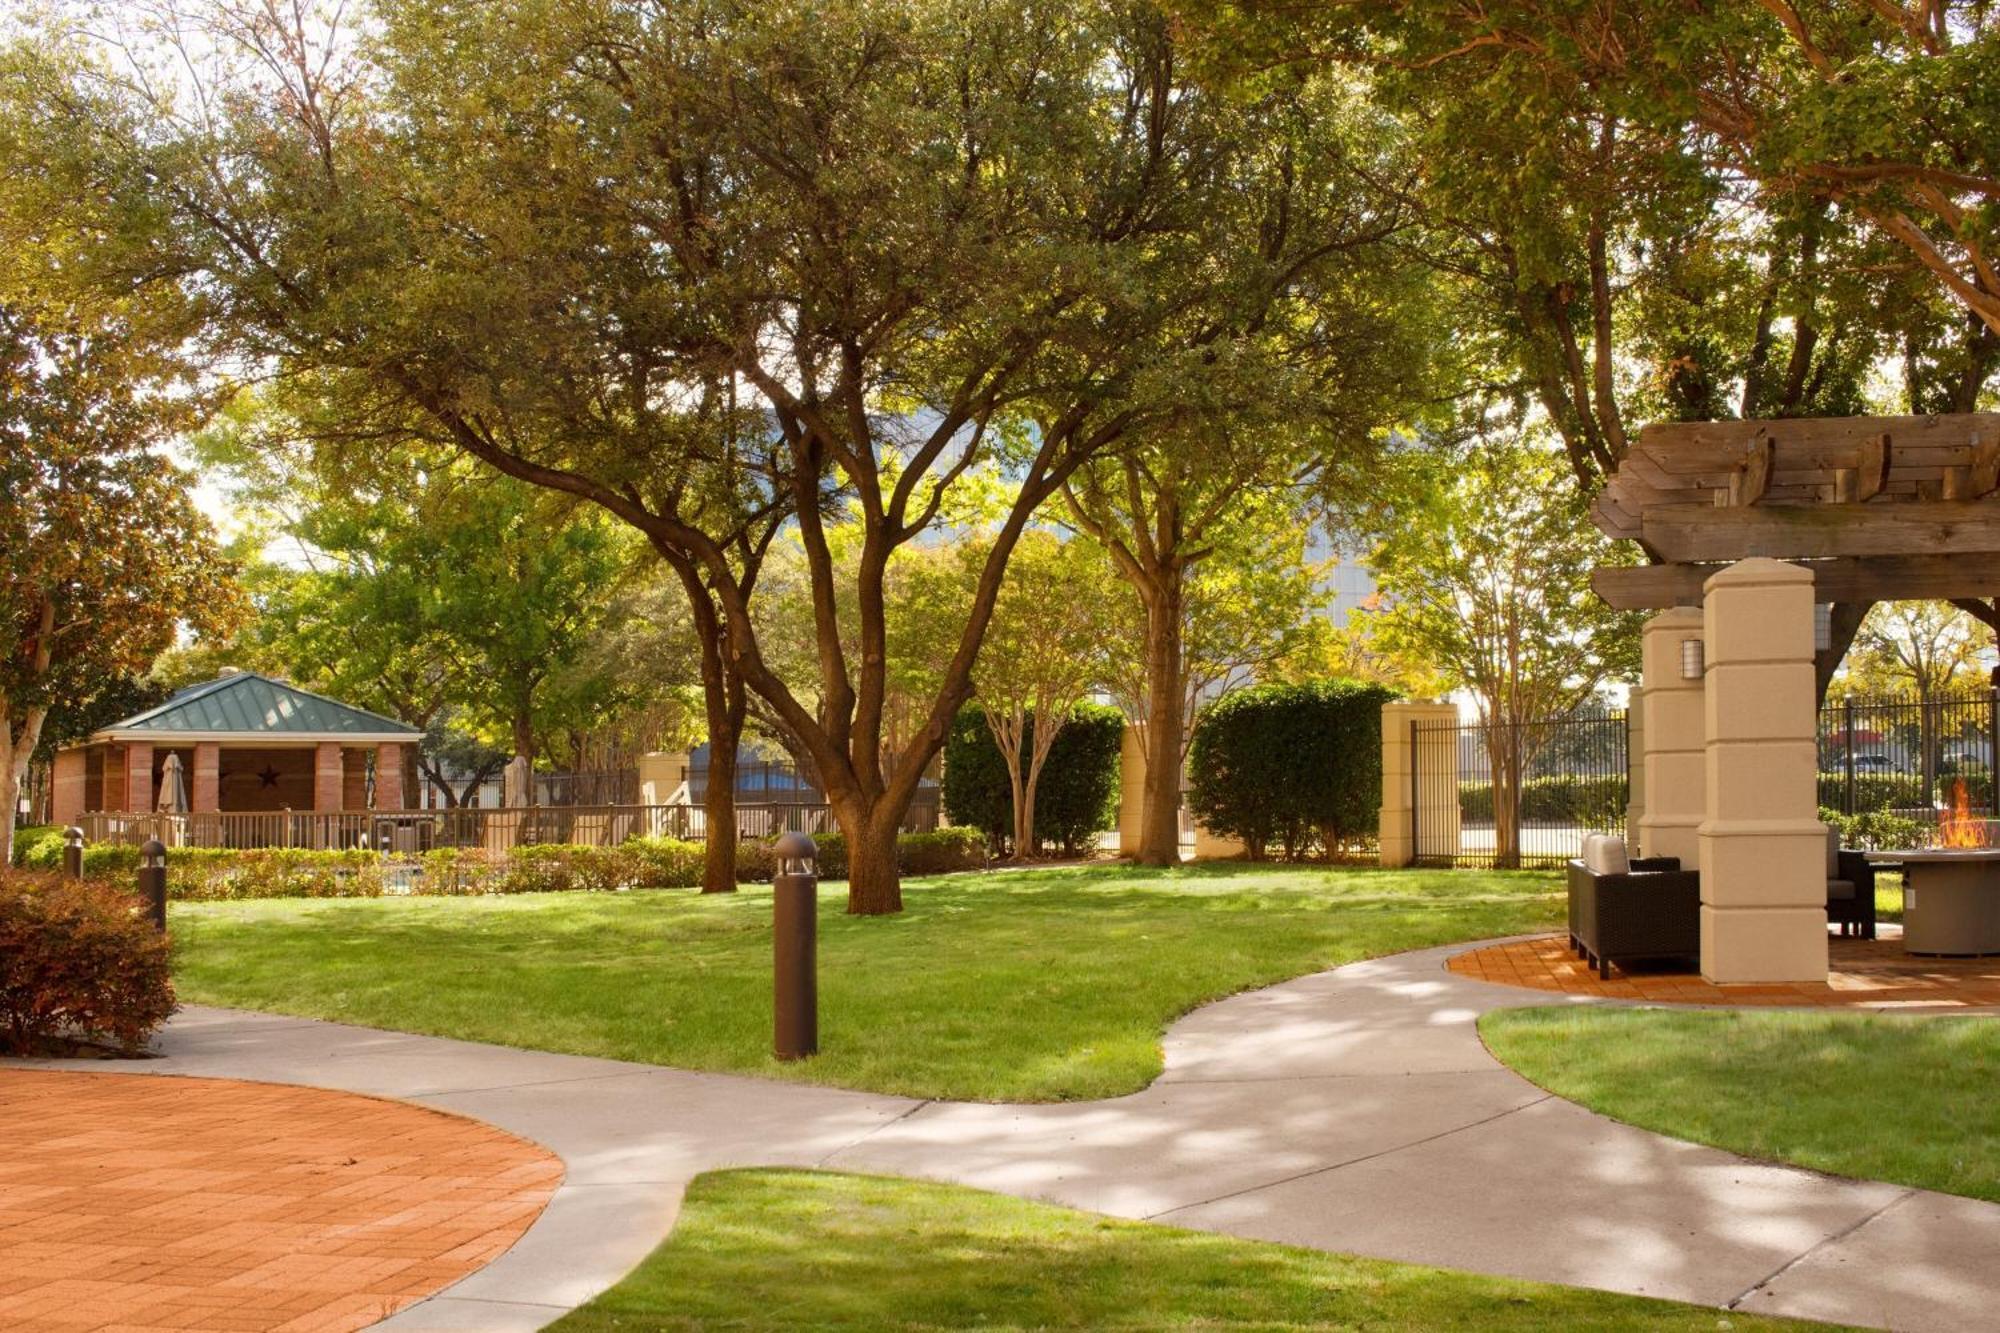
(137, 838, 168, 933)
(1679, 637, 1705, 681)
(62, 826, 84, 881)
(771, 831, 819, 1062)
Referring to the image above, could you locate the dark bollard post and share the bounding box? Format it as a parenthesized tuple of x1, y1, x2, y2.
(63, 826, 84, 881)
(137, 839, 168, 933)
(772, 831, 818, 1061)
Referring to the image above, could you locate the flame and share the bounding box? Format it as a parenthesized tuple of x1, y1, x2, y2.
(1939, 778, 1988, 849)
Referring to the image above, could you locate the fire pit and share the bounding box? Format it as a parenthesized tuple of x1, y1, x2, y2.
(1865, 780, 2000, 957)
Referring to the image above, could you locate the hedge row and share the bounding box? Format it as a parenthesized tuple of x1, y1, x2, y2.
(1457, 775, 1628, 826)
(29, 827, 987, 901)
(1820, 808, 1933, 852)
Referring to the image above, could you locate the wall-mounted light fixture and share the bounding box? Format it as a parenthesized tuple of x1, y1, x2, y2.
(1814, 602, 1833, 654)
(1680, 637, 1705, 680)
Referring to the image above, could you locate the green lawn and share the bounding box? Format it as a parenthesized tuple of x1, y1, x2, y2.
(551, 1168, 1841, 1331)
(1482, 1006, 2000, 1202)
(168, 863, 1557, 1101)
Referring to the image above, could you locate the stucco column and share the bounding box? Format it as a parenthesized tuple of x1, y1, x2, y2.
(124, 741, 154, 816)
(374, 742, 405, 810)
(1624, 692, 1646, 856)
(1699, 558, 1828, 984)
(192, 743, 220, 813)
(1117, 723, 1146, 856)
(1379, 701, 1460, 867)
(1639, 608, 1706, 869)
(312, 741, 343, 812)
(51, 749, 86, 825)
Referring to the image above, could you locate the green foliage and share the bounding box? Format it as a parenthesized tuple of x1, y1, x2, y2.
(0, 870, 176, 1055)
(10, 825, 61, 867)
(1188, 679, 1401, 861)
(1458, 775, 1627, 828)
(943, 705, 1123, 854)
(1820, 809, 1932, 853)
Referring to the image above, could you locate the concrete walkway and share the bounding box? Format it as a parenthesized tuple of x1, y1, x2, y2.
(19, 938, 2000, 1332)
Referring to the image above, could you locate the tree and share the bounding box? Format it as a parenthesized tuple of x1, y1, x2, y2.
(0, 306, 240, 863)
(959, 530, 1119, 860)
(1846, 603, 1987, 703)
(1363, 423, 1640, 867)
(10, 0, 1408, 911)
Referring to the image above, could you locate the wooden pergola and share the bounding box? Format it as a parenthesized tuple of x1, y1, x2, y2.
(1590, 413, 2000, 627)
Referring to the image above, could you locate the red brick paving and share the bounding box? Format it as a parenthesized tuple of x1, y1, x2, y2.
(1451, 931, 2000, 1007)
(0, 1071, 562, 1333)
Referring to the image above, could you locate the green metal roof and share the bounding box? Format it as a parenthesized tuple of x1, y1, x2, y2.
(96, 672, 423, 740)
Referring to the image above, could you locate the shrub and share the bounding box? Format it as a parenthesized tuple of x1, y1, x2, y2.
(1821, 808, 1932, 852)
(0, 871, 176, 1055)
(1188, 679, 1401, 861)
(167, 848, 387, 901)
(11, 825, 63, 868)
(942, 703, 1123, 854)
(1458, 774, 1628, 827)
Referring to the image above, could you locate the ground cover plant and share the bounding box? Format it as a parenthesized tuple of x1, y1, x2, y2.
(551, 1168, 1845, 1332)
(1483, 1007, 2000, 1203)
(168, 863, 1559, 1101)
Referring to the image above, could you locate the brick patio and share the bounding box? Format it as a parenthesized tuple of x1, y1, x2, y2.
(0, 1070, 561, 1333)
(1451, 929, 2000, 1007)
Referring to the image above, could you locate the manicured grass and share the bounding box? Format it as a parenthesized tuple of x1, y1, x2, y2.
(551, 1168, 1840, 1331)
(1482, 1006, 2000, 1202)
(168, 863, 1557, 1102)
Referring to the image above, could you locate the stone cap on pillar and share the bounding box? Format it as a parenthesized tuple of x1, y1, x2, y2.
(1701, 557, 1813, 594)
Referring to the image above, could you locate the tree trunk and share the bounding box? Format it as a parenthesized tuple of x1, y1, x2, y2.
(698, 663, 745, 894)
(0, 740, 22, 871)
(512, 707, 536, 770)
(842, 800, 903, 915)
(1007, 753, 1030, 862)
(1136, 574, 1184, 866)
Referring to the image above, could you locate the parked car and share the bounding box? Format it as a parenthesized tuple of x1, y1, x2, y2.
(1849, 753, 1899, 774)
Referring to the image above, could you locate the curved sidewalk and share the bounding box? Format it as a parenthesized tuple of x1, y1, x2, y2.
(17, 938, 2000, 1332)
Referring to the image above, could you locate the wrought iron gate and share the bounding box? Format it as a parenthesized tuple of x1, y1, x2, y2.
(1412, 710, 1629, 869)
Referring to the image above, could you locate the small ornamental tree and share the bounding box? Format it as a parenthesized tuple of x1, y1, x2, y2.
(943, 704, 1123, 857)
(1188, 680, 1400, 861)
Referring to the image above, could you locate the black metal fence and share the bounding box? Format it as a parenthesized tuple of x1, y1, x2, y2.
(1818, 689, 1998, 822)
(1412, 710, 1629, 869)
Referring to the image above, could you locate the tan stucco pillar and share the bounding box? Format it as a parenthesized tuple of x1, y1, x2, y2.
(374, 742, 405, 810)
(1699, 558, 1828, 984)
(1192, 820, 1245, 860)
(638, 751, 689, 805)
(1117, 723, 1146, 855)
(312, 741, 343, 812)
(192, 743, 221, 814)
(1639, 608, 1706, 869)
(1625, 692, 1646, 856)
(1379, 701, 1460, 867)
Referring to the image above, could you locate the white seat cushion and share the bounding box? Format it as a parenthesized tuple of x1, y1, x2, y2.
(1583, 835, 1629, 876)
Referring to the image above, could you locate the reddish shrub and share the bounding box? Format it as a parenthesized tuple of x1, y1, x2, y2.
(0, 871, 176, 1056)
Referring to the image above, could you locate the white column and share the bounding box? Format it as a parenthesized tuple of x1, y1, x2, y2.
(1699, 558, 1828, 984)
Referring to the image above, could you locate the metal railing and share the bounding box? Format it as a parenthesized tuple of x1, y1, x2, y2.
(79, 798, 941, 851)
(1819, 689, 1998, 823)
(1413, 710, 1629, 870)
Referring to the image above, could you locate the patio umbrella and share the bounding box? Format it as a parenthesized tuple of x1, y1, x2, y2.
(156, 752, 189, 813)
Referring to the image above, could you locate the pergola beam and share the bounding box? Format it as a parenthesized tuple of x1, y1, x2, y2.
(1641, 500, 2000, 562)
(1593, 555, 2000, 609)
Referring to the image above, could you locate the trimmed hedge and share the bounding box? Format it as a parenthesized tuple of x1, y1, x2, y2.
(58, 827, 988, 901)
(1188, 679, 1401, 861)
(11, 825, 64, 867)
(942, 703, 1122, 855)
(1821, 808, 1932, 852)
(0, 870, 176, 1055)
(1458, 775, 1628, 827)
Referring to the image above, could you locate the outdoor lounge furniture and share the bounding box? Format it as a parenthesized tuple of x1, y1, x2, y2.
(1826, 826, 1877, 940)
(1567, 836, 1701, 979)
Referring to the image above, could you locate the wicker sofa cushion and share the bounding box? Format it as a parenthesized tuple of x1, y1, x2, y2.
(1827, 825, 1841, 877)
(1828, 878, 1857, 902)
(1582, 835, 1629, 876)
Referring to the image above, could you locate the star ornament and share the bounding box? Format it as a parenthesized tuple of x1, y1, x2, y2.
(257, 764, 282, 789)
